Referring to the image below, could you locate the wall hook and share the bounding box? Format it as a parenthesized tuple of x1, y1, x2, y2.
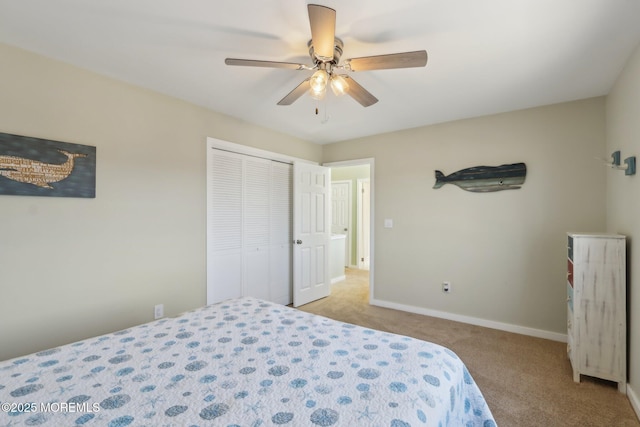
(596, 151, 636, 175)
(624, 156, 636, 176)
(612, 150, 621, 166)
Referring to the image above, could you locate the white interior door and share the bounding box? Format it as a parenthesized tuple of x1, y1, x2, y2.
(293, 162, 331, 307)
(331, 180, 351, 266)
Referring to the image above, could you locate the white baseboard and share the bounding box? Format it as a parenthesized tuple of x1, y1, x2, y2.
(370, 298, 568, 343)
(628, 385, 640, 421)
(331, 275, 346, 284)
(368, 297, 637, 420)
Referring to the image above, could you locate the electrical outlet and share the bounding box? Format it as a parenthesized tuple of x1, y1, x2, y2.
(442, 282, 451, 293)
(154, 304, 164, 319)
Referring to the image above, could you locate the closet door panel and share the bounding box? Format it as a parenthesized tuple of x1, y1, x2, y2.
(243, 157, 271, 300)
(244, 248, 270, 301)
(270, 162, 293, 304)
(209, 254, 242, 303)
(207, 150, 243, 304)
(244, 158, 271, 249)
(269, 246, 291, 304)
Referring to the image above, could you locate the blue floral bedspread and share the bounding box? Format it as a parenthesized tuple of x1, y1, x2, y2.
(0, 297, 496, 426)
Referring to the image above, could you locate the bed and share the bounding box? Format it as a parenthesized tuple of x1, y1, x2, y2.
(0, 297, 496, 426)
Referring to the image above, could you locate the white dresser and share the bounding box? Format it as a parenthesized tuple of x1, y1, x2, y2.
(566, 233, 626, 392)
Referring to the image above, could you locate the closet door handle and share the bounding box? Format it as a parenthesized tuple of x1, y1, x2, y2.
(293, 240, 303, 245)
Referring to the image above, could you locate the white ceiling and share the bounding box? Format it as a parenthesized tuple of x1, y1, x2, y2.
(1, 0, 640, 144)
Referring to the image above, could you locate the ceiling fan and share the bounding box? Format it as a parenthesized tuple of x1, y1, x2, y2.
(225, 4, 428, 107)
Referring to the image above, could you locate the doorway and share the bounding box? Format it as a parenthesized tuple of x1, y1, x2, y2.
(325, 158, 374, 303)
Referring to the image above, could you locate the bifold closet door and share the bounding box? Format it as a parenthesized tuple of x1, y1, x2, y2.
(243, 157, 271, 301)
(207, 150, 243, 304)
(207, 148, 293, 306)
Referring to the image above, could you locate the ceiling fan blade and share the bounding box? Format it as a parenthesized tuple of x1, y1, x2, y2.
(343, 76, 378, 107)
(225, 58, 308, 70)
(308, 4, 336, 61)
(347, 50, 428, 71)
(277, 78, 311, 105)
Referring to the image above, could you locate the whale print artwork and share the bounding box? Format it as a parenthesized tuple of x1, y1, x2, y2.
(433, 162, 526, 192)
(0, 132, 96, 198)
(0, 150, 87, 188)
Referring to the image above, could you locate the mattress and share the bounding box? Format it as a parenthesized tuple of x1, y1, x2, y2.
(0, 297, 496, 426)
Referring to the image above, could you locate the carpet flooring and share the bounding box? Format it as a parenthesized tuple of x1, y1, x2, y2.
(297, 268, 639, 426)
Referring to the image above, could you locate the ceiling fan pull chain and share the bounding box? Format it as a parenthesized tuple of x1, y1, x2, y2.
(322, 100, 330, 124)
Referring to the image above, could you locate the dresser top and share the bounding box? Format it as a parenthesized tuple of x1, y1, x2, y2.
(567, 232, 626, 239)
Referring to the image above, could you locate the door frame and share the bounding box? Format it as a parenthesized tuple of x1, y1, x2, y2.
(323, 158, 375, 304)
(356, 178, 370, 270)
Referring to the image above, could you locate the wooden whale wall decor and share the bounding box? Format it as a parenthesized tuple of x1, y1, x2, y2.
(0, 150, 86, 189)
(433, 163, 526, 192)
(0, 132, 96, 198)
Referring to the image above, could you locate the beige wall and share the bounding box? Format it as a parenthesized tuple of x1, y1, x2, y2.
(0, 41, 619, 368)
(323, 97, 607, 335)
(606, 42, 640, 407)
(0, 43, 321, 361)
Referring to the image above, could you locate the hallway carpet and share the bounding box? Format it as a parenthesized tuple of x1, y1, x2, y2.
(297, 268, 639, 426)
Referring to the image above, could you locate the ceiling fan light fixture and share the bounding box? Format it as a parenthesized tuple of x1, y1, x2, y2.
(330, 74, 349, 96)
(309, 69, 329, 93)
(225, 5, 426, 108)
(309, 84, 327, 100)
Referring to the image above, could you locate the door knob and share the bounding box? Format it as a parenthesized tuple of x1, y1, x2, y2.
(294, 240, 302, 244)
